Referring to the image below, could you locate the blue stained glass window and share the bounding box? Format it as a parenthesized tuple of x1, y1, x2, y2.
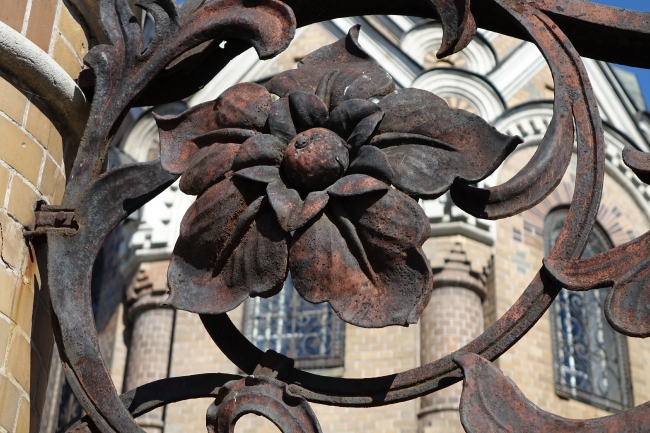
(243, 274, 345, 369)
(545, 209, 633, 412)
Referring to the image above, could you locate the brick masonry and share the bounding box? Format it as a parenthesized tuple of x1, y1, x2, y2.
(123, 260, 175, 433)
(0, 1, 89, 431)
(125, 308, 174, 433)
(419, 244, 486, 433)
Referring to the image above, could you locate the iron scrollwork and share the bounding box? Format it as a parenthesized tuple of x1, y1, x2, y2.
(35, 0, 650, 431)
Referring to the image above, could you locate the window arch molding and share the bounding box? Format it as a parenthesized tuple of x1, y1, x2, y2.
(490, 101, 650, 227)
(411, 68, 506, 122)
(400, 21, 497, 75)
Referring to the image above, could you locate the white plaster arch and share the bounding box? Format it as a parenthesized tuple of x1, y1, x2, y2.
(493, 101, 553, 141)
(401, 22, 497, 75)
(411, 68, 506, 122)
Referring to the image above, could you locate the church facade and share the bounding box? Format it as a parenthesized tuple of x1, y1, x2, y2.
(42, 14, 650, 433)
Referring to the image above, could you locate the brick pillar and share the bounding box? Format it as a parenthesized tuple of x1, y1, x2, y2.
(419, 243, 486, 433)
(124, 261, 174, 433)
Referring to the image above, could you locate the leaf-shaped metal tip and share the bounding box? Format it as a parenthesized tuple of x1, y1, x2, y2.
(455, 352, 650, 431)
(240, 0, 297, 60)
(623, 147, 650, 184)
(345, 24, 369, 59)
(543, 232, 650, 338)
(234, 166, 282, 184)
(327, 174, 389, 197)
(429, 0, 477, 58)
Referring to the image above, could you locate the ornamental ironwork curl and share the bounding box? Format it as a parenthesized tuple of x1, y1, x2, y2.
(26, 0, 650, 431)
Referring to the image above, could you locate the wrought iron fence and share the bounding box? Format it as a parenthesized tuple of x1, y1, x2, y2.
(24, 0, 650, 431)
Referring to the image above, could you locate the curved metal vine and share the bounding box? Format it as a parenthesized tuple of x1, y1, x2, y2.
(37, 0, 650, 432)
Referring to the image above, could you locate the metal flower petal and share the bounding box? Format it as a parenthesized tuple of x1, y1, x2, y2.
(327, 174, 389, 197)
(180, 143, 240, 196)
(167, 177, 290, 314)
(266, 181, 329, 232)
(371, 88, 523, 198)
(156, 23, 516, 329)
(265, 25, 395, 109)
(155, 83, 273, 174)
(347, 145, 394, 183)
(232, 134, 286, 171)
(289, 189, 432, 328)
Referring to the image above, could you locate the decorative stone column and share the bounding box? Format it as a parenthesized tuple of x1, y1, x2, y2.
(124, 261, 174, 433)
(419, 243, 487, 433)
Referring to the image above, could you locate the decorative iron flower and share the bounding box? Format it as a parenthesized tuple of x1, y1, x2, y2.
(155, 26, 522, 328)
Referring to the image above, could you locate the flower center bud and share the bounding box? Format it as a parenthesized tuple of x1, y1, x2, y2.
(282, 128, 349, 192)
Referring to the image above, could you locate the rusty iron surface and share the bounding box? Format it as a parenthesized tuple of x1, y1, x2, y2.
(24, 205, 78, 240)
(26, 0, 650, 432)
(71, 0, 650, 108)
(61, 0, 296, 208)
(545, 229, 650, 338)
(455, 353, 650, 432)
(161, 26, 524, 328)
(204, 350, 321, 433)
(68, 373, 243, 432)
(191, 0, 604, 412)
(50, 161, 178, 433)
(207, 376, 322, 433)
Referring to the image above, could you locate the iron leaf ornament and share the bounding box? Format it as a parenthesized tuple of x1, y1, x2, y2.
(156, 26, 521, 328)
(454, 353, 650, 432)
(543, 148, 650, 339)
(31, 0, 650, 431)
(63, 0, 296, 207)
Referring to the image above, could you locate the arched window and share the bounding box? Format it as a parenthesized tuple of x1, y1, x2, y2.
(243, 274, 345, 369)
(545, 209, 633, 412)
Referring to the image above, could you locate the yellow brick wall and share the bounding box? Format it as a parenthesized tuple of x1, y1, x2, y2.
(507, 66, 555, 107)
(0, 1, 89, 431)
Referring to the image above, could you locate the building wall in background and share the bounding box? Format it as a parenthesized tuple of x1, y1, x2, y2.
(0, 1, 88, 431)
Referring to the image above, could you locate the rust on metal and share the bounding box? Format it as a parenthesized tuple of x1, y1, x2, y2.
(545, 230, 650, 338)
(455, 352, 650, 432)
(24, 205, 78, 239)
(161, 26, 521, 328)
(61, 0, 296, 208)
(29, 0, 650, 431)
(207, 376, 322, 433)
